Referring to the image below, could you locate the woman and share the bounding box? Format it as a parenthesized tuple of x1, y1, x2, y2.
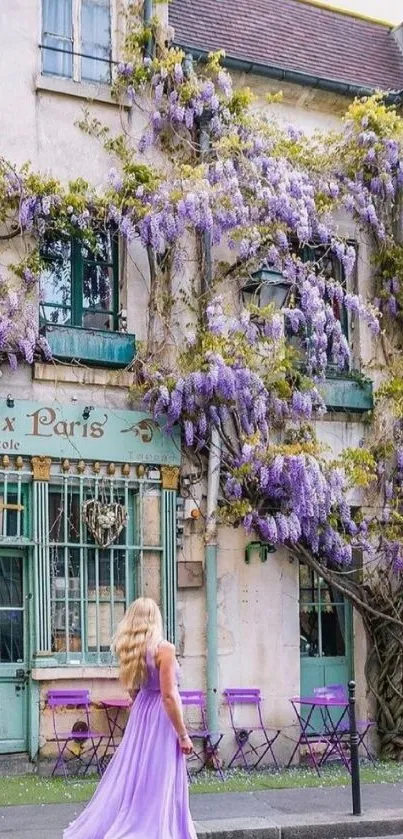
(63, 597, 196, 839)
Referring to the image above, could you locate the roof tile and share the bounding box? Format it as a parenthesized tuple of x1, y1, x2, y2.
(170, 0, 403, 91)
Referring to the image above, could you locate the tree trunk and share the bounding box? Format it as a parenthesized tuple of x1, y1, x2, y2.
(146, 245, 174, 361)
(363, 591, 403, 759)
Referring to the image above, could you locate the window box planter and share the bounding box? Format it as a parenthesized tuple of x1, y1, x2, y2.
(41, 324, 136, 368)
(320, 375, 373, 412)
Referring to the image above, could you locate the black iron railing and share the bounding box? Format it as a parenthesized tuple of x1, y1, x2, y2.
(39, 43, 118, 81)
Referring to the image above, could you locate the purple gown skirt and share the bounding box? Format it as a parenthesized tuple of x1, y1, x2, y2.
(63, 655, 196, 839)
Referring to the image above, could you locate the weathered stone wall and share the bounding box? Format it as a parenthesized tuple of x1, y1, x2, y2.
(0, 1, 375, 764)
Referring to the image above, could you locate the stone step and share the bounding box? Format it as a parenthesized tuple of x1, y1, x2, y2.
(0, 753, 36, 776)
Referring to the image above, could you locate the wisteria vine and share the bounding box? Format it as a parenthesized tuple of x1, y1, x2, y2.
(1, 12, 403, 576)
(2, 3, 403, 755)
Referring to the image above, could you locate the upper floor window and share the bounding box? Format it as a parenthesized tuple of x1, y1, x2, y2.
(300, 244, 350, 371)
(40, 229, 119, 331)
(42, 0, 112, 84)
(242, 244, 353, 374)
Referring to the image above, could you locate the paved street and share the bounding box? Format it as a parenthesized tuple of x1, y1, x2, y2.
(2, 784, 403, 838)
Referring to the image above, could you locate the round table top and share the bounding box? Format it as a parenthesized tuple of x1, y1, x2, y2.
(100, 698, 132, 708)
(290, 695, 348, 707)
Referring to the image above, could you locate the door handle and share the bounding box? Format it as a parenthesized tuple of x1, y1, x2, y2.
(15, 669, 30, 683)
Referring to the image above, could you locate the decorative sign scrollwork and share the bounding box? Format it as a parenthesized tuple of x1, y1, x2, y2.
(120, 418, 158, 443)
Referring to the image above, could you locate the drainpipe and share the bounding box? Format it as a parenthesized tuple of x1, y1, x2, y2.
(199, 106, 221, 736)
(205, 428, 221, 736)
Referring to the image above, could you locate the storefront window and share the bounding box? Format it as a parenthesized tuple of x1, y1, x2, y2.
(0, 462, 168, 665)
(299, 566, 346, 658)
(0, 555, 23, 662)
(48, 480, 143, 662)
(0, 488, 26, 539)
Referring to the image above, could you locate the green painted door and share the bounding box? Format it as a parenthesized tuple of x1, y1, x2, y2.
(0, 551, 29, 753)
(299, 565, 352, 725)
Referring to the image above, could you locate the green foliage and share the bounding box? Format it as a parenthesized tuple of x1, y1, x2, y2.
(338, 447, 377, 488)
(228, 88, 255, 117)
(345, 95, 403, 141)
(339, 94, 403, 181)
(178, 302, 286, 381)
(374, 244, 403, 315)
(9, 251, 45, 283)
(376, 365, 403, 417)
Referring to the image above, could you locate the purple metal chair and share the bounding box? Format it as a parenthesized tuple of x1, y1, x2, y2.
(224, 688, 280, 770)
(47, 689, 105, 778)
(180, 690, 224, 780)
(315, 684, 376, 766)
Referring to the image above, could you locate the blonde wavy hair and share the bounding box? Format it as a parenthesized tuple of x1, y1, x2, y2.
(112, 597, 164, 690)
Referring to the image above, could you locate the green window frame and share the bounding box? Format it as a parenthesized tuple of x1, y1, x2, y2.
(0, 467, 175, 665)
(40, 230, 119, 332)
(49, 482, 136, 664)
(300, 243, 350, 349)
(279, 242, 355, 376)
(0, 480, 30, 543)
(299, 566, 348, 659)
(46, 474, 164, 665)
(0, 551, 27, 665)
(300, 243, 358, 379)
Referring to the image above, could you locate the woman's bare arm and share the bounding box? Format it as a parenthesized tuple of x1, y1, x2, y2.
(128, 688, 139, 701)
(158, 643, 193, 754)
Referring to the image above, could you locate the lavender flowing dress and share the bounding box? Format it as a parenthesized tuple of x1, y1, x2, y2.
(63, 647, 197, 839)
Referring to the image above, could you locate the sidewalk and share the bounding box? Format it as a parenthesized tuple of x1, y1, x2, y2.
(1, 784, 403, 839)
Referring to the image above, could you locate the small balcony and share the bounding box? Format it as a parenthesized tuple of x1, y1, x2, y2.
(41, 325, 136, 368)
(320, 374, 373, 413)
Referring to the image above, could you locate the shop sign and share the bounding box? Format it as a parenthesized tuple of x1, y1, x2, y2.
(0, 401, 180, 465)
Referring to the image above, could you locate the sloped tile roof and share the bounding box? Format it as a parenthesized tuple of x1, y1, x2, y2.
(170, 0, 403, 92)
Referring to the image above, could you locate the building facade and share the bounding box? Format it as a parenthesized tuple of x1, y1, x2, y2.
(0, 0, 402, 765)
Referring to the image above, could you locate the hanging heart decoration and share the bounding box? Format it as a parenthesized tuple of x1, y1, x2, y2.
(83, 500, 128, 548)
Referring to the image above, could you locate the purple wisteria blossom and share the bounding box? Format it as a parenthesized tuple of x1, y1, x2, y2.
(0, 291, 50, 367)
(1, 58, 400, 578)
(225, 443, 366, 565)
(142, 296, 365, 567)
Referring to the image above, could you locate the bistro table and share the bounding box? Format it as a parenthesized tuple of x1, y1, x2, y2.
(100, 698, 132, 768)
(288, 694, 350, 775)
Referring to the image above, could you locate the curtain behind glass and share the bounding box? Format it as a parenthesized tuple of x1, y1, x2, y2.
(42, 0, 73, 78)
(330, 586, 346, 645)
(0, 556, 23, 662)
(81, 0, 111, 83)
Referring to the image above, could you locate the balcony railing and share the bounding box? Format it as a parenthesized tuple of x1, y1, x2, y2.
(41, 324, 136, 368)
(320, 374, 373, 413)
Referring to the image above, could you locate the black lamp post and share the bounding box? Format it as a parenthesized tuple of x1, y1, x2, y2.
(241, 267, 292, 310)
